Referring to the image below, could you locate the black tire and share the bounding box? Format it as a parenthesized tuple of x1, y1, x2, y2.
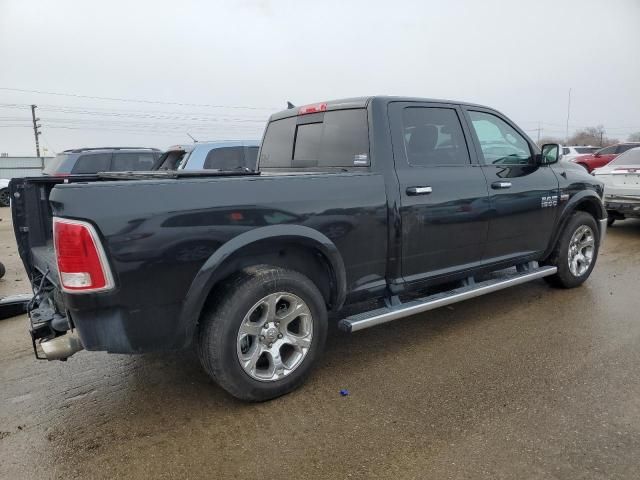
(607, 216, 616, 227)
(544, 212, 600, 288)
(0, 188, 9, 208)
(197, 265, 328, 401)
(0, 261, 5, 279)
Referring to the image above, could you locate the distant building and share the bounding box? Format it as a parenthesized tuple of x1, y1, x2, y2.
(0, 156, 53, 179)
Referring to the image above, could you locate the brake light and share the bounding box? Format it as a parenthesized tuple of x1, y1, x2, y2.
(299, 103, 327, 115)
(53, 218, 114, 293)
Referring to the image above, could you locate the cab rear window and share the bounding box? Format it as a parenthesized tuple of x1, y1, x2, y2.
(260, 109, 369, 169)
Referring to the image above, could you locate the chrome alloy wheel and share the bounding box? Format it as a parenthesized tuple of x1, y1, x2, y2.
(236, 292, 313, 382)
(568, 225, 595, 277)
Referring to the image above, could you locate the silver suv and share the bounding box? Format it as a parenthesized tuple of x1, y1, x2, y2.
(43, 147, 161, 176)
(155, 140, 259, 171)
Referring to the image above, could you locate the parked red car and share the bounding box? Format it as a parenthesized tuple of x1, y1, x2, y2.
(572, 143, 640, 172)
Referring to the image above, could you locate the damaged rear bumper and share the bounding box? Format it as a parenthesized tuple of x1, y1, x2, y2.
(29, 296, 83, 361)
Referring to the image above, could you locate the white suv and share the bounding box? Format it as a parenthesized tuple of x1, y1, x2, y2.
(561, 145, 600, 162)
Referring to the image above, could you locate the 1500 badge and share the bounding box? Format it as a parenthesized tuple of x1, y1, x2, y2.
(541, 195, 558, 208)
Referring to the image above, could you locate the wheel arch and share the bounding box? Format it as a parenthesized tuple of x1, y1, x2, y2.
(544, 191, 605, 258)
(177, 225, 347, 348)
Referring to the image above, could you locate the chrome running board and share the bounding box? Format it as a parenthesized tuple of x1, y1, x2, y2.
(338, 264, 557, 333)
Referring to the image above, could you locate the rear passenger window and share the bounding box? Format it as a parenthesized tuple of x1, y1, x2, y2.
(402, 107, 470, 166)
(71, 153, 111, 174)
(112, 152, 155, 171)
(260, 109, 369, 168)
(203, 147, 245, 170)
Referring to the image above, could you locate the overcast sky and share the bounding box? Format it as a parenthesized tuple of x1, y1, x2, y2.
(1, 0, 639, 156)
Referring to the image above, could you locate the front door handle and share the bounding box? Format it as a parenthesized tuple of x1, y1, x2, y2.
(491, 181, 512, 189)
(406, 186, 433, 196)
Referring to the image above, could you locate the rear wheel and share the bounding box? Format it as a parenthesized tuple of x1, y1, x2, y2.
(197, 265, 327, 401)
(0, 188, 9, 207)
(544, 212, 600, 288)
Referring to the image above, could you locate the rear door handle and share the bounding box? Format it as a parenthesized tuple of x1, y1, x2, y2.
(406, 186, 433, 195)
(491, 181, 512, 189)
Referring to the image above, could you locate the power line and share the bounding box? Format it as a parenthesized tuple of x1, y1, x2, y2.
(0, 87, 278, 111)
(0, 102, 270, 123)
(39, 132, 57, 155)
(43, 124, 263, 135)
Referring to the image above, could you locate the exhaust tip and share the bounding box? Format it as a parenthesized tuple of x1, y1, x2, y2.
(40, 333, 83, 361)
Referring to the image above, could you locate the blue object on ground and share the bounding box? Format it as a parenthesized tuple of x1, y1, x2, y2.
(340, 389, 349, 396)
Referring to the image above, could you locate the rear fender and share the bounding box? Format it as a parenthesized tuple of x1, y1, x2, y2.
(177, 225, 347, 348)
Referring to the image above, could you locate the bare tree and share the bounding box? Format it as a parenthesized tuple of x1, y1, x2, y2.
(537, 136, 563, 147)
(566, 125, 620, 146)
(568, 125, 609, 146)
(627, 132, 640, 142)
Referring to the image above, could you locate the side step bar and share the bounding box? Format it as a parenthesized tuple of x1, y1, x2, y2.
(338, 265, 557, 333)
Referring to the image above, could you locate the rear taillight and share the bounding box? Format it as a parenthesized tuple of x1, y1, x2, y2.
(53, 218, 114, 293)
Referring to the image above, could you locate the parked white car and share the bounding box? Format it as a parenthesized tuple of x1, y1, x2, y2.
(593, 147, 640, 226)
(561, 145, 600, 162)
(0, 178, 10, 207)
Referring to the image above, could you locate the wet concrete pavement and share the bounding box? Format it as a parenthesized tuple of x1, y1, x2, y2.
(1, 207, 640, 479)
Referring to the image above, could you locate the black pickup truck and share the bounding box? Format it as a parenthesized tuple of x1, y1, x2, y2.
(11, 96, 606, 401)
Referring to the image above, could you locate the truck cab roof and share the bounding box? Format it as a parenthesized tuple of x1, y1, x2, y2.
(269, 96, 492, 121)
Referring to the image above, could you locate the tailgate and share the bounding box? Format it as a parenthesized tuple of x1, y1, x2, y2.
(10, 175, 99, 287)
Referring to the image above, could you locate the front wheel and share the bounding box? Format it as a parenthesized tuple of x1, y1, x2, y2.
(544, 212, 600, 288)
(197, 265, 328, 401)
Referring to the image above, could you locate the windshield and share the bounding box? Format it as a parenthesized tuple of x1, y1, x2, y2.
(575, 147, 599, 154)
(42, 154, 69, 174)
(609, 148, 640, 167)
(155, 150, 186, 170)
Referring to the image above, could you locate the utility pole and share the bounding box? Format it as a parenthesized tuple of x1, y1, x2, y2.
(537, 121, 542, 144)
(565, 88, 571, 145)
(31, 104, 42, 158)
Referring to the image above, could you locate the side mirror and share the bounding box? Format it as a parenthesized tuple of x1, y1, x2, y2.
(540, 143, 560, 164)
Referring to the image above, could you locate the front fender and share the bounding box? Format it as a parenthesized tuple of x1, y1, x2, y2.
(176, 225, 347, 348)
(545, 190, 605, 257)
